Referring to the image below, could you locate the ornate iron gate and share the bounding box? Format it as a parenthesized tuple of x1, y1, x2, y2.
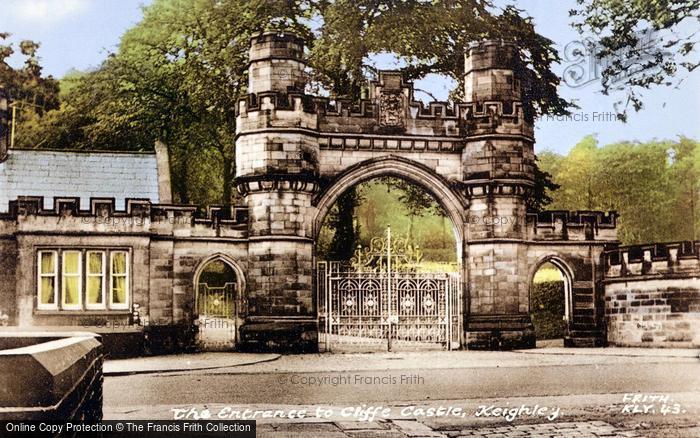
(318, 227, 462, 352)
(197, 283, 237, 318)
(196, 282, 237, 350)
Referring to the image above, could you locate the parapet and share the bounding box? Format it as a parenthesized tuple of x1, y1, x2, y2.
(526, 210, 618, 241)
(0, 196, 249, 230)
(604, 240, 700, 279)
(237, 91, 530, 139)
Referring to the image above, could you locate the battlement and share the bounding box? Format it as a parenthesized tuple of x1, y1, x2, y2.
(526, 210, 618, 241)
(0, 196, 249, 228)
(604, 240, 700, 279)
(237, 89, 531, 139)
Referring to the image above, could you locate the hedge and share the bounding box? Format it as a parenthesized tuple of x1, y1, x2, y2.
(530, 280, 566, 339)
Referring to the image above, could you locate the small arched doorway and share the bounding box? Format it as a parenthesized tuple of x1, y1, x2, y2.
(194, 256, 243, 351)
(529, 258, 573, 348)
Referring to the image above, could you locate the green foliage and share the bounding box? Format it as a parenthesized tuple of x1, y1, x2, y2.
(8, 0, 312, 205)
(0, 33, 60, 146)
(539, 136, 700, 244)
(528, 157, 560, 213)
(310, 1, 571, 117)
(530, 280, 566, 340)
(318, 178, 457, 264)
(570, 0, 700, 120)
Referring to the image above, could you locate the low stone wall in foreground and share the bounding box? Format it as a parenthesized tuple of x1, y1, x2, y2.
(0, 332, 104, 421)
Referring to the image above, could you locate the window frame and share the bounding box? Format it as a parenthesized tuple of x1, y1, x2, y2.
(61, 250, 83, 310)
(85, 250, 107, 310)
(109, 250, 130, 310)
(37, 250, 59, 310)
(35, 248, 131, 312)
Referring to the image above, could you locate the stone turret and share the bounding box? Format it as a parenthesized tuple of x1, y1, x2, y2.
(461, 40, 538, 349)
(461, 40, 535, 240)
(463, 40, 522, 105)
(0, 85, 9, 162)
(235, 31, 320, 351)
(247, 31, 307, 94)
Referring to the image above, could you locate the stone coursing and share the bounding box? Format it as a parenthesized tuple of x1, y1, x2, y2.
(0, 334, 104, 421)
(604, 241, 700, 347)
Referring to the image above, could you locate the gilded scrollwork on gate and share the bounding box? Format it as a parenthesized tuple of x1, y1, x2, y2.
(321, 227, 461, 351)
(350, 234, 423, 272)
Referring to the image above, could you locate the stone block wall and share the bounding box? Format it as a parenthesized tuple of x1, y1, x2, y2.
(0, 232, 17, 326)
(462, 138, 535, 181)
(604, 241, 700, 347)
(318, 148, 462, 181)
(0, 333, 104, 421)
(246, 239, 314, 317)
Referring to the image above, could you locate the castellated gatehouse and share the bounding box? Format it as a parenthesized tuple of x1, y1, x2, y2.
(0, 32, 698, 354)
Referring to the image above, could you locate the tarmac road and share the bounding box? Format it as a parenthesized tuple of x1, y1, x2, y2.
(103, 351, 700, 436)
(104, 355, 699, 410)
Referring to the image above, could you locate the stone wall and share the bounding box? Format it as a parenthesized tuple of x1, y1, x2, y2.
(0, 198, 251, 356)
(604, 241, 700, 347)
(0, 225, 17, 326)
(0, 333, 103, 421)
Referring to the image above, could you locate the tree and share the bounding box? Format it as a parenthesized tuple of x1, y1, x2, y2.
(570, 0, 700, 120)
(15, 0, 311, 205)
(379, 177, 438, 241)
(310, 1, 571, 119)
(527, 157, 561, 213)
(549, 135, 599, 210)
(539, 136, 700, 245)
(326, 187, 362, 261)
(667, 137, 700, 241)
(0, 33, 59, 148)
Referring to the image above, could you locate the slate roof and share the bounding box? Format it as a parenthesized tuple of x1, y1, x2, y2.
(0, 149, 160, 212)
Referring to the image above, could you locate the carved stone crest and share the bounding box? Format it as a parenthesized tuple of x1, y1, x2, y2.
(378, 92, 404, 127)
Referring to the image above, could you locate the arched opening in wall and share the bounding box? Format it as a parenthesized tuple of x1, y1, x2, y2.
(194, 258, 240, 351)
(530, 261, 572, 348)
(316, 175, 463, 352)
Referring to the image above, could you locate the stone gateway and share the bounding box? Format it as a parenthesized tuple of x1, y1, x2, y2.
(0, 32, 697, 354)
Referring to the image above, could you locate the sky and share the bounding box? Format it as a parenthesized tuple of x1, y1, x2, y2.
(0, 0, 698, 155)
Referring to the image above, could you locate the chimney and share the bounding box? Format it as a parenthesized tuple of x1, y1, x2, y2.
(0, 85, 9, 162)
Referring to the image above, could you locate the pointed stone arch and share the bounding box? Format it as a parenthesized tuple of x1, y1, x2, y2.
(528, 255, 575, 334)
(313, 155, 467, 242)
(192, 253, 247, 314)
